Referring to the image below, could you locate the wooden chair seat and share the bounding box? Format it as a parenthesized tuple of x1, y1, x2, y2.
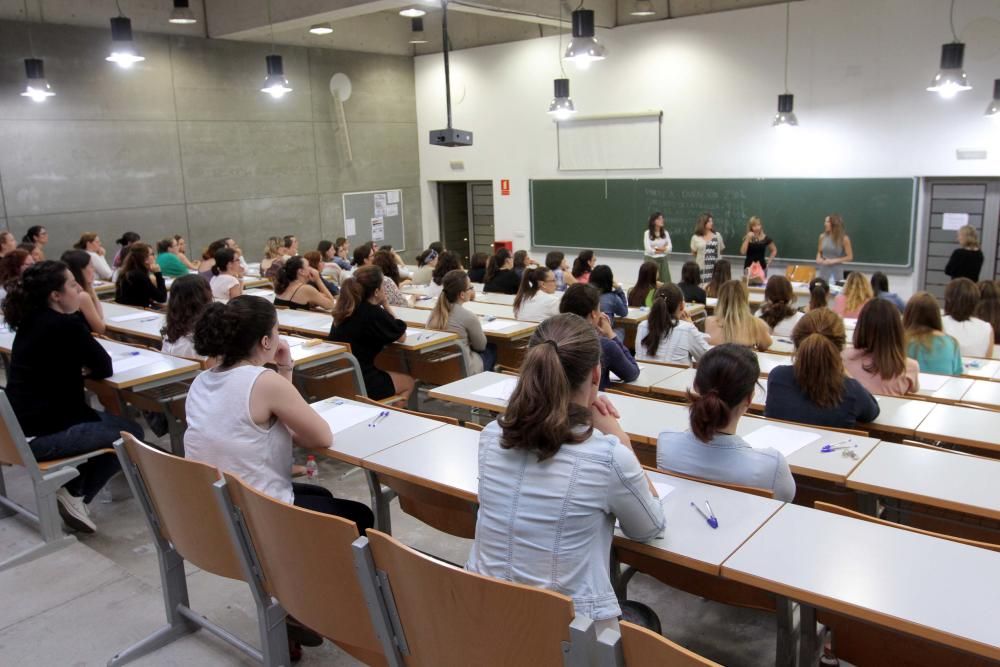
(36, 448, 116, 471)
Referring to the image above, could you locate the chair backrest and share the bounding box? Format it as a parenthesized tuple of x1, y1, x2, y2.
(785, 265, 816, 283)
(813, 502, 1000, 553)
(118, 432, 244, 579)
(618, 621, 721, 667)
(647, 467, 775, 499)
(219, 472, 386, 666)
(365, 529, 576, 666)
(0, 390, 27, 468)
(354, 395, 459, 425)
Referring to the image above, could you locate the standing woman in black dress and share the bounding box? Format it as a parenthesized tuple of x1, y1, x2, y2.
(740, 216, 777, 275)
(944, 224, 984, 283)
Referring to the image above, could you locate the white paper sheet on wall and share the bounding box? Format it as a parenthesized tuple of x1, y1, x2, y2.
(374, 193, 387, 217)
(386, 203, 399, 217)
(942, 212, 969, 231)
(371, 217, 384, 241)
(345, 218, 356, 236)
(386, 190, 400, 204)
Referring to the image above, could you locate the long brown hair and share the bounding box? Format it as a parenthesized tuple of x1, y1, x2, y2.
(163, 275, 212, 344)
(687, 344, 759, 442)
(641, 284, 683, 357)
(853, 299, 907, 380)
(944, 277, 979, 322)
(792, 308, 847, 408)
(977, 280, 1000, 344)
(513, 266, 552, 316)
(694, 212, 713, 236)
(825, 214, 846, 248)
(647, 211, 665, 240)
(499, 313, 600, 461)
(627, 261, 659, 307)
(432, 251, 462, 286)
(759, 275, 797, 329)
(117, 242, 153, 284)
(842, 272, 873, 313)
(705, 259, 731, 298)
(372, 250, 402, 285)
(428, 270, 468, 330)
(484, 248, 511, 284)
(333, 265, 383, 325)
(904, 291, 946, 352)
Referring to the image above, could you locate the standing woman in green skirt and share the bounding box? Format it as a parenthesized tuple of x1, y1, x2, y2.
(643, 211, 672, 284)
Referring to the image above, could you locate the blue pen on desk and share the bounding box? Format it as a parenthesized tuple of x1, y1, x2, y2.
(690, 501, 718, 529)
(117, 351, 140, 358)
(821, 439, 854, 453)
(368, 411, 390, 428)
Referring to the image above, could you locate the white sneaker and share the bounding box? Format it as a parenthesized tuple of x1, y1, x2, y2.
(56, 488, 97, 533)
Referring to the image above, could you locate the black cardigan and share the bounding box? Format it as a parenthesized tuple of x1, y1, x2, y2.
(116, 270, 167, 308)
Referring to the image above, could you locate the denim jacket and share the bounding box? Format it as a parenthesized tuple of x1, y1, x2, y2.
(466, 420, 665, 620)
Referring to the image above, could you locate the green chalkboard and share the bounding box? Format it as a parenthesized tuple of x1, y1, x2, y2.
(530, 178, 916, 267)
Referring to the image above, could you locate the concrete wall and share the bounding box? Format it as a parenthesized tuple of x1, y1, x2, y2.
(0, 19, 422, 260)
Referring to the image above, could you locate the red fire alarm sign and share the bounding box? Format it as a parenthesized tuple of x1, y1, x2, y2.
(500, 179, 510, 196)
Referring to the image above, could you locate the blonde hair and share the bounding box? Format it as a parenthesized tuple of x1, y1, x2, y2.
(263, 236, 282, 260)
(427, 270, 468, 331)
(842, 272, 873, 314)
(825, 214, 846, 248)
(715, 280, 756, 345)
(747, 216, 762, 233)
(958, 225, 980, 250)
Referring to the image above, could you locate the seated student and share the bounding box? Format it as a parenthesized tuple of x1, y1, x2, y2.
(328, 266, 415, 401)
(150, 237, 184, 278)
(303, 250, 340, 294)
(21, 225, 48, 260)
(590, 265, 628, 333)
(627, 261, 660, 308)
(705, 280, 772, 350)
(904, 291, 963, 375)
(427, 269, 496, 373)
(977, 280, 1000, 344)
(765, 308, 880, 429)
(0, 248, 35, 300)
(512, 266, 561, 322)
(352, 242, 376, 269)
(843, 299, 919, 396)
(331, 237, 352, 271)
(944, 224, 983, 283)
(678, 260, 707, 304)
(942, 277, 994, 358)
(4, 261, 144, 533)
(571, 249, 596, 284)
(60, 250, 106, 335)
(803, 276, 830, 312)
(428, 250, 462, 299)
(73, 232, 113, 281)
(184, 296, 373, 529)
(657, 345, 795, 502)
(379, 244, 409, 278)
(19, 241, 43, 263)
(467, 251, 489, 284)
(0, 230, 16, 257)
(483, 248, 520, 294)
(704, 259, 731, 299)
(559, 284, 639, 389)
(466, 313, 665, 630)
(410, 248, 438, 285)
(832, 271, 872, 319)
(282, 234, 299, 257)
(260, 236, 284, 279)
(209, 248, 243, 303)
(636, 284, 710, 367)
(198, 238, 232, 280)
(116, 243, 167, 309)
(758, 275, 803, 337)
(512, 249, 536, 279)
(372, 249, 411, 306)
(274, 256, 335, 311)
(870, 271, 905, 313)
(544, 250, 575, 291)
(112, 232, 140, 270)
(161, 275, 214, 363)
(172, 235, 200, 271)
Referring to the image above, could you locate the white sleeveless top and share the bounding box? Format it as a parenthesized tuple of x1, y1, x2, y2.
(184, 365, 294, 504)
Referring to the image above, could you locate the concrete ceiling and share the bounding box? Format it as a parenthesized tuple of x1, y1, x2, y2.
(0, 0, 798, 55)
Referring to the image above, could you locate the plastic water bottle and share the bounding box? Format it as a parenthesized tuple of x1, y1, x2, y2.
(305, 456, 319, 481)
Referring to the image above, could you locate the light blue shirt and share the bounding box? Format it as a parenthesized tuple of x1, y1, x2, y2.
(467, 420, 665, 621)
(656, 430, 796, 502)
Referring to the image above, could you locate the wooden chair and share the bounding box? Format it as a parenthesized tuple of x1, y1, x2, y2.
(813, 502, 998, 666)
(215, 472, 387, 666)
(596, 620, 721, 667)
(0, 390, 114, 570)
(785, 265, 816, 283)
(494, 363, 520, 376)
(354, 529, 596, 666)
(109, 433, 288, 666)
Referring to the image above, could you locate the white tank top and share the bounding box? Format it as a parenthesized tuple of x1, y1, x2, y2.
(184, 365, 294, 504)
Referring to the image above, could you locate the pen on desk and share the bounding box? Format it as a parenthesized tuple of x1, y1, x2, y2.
(117, 351, 141, 358)
(690, 501, 718, 529)
(820, 439, 855, 453)
(705, 500, 718, 527)
(369, 411, 390, 427)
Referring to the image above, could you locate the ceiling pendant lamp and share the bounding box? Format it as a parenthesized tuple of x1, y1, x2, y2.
(21, 58, 55, 102)
(168, 0, 197, 24)
(986, 80, 1000, 120)
(409, 17, 428, 44)
(927, 0, 971, 99)
(260, 0, 291, 99)
(563, 7, 606, 70)
(400, 8, 426, 18)
(772, 2, 798, 129)
(630, 1, 656, 17)
(547, 78, 576, 120)
(106, 10, 145, 68)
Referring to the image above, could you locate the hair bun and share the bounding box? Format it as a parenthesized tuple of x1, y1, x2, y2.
(193, 302, 235, 357)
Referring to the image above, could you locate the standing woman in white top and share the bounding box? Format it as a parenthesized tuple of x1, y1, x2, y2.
(690, 212, 725, 283)
(73, 232, 114, 281)
(512, 266, 561, 322)
(816, 214, 853, 284)
(466, 313, 665, 629)
(184, 295, 374, 529)
(209, 247, 243, 302)
(636, 284, 710, 366)
(942, 278, 995, 358)
(643, 211, 672, 284)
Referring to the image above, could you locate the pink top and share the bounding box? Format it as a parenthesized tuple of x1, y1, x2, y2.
(841, 348, 919, 397)
(831, 294, 869, 319)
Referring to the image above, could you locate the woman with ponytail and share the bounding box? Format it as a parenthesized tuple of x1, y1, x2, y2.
(209, 247, 243, 302)
(657, 344, 794, 502)
(427, 270, 496, 373)
(328, 266, 414, 401)
(512, 266, 560, 322)
(758, 275, 803, 337)
(804, 277, 830, 312)
(635, 284, 709, 366)
(765, 308, 879, 428)
(467, 313, 665, 629)
(273, 256, 335, 311)
(5, 261, 143, 533)
(483, 247, 519, 294)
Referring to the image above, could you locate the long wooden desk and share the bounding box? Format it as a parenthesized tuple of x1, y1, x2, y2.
(914, 403, 1000, 454)
(391, 306, 536, 343)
